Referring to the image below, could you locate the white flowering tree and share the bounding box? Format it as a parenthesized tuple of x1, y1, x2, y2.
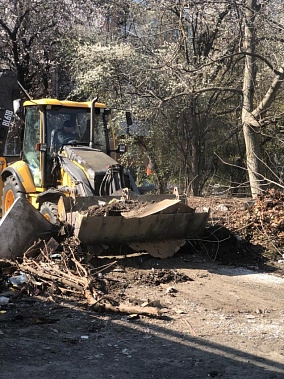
(0, 0, 97, 96)
(28, 0, 284, 196)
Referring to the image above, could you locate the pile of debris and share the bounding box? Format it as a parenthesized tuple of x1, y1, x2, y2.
(2, 190, 284, 317)
(246, 189, 284, 247)
(0, 237, 163, 318)
(225, 189, 284, 260)
(132, 268, 193, 286)
(192, 189, 284, 261)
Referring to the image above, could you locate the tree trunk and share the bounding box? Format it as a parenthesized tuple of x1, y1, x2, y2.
(242, 122, 262, 196)
(190, 118, 200, 196)
(242, 0, 263, 198)
(241, 1, 284, 197)
(242, 0, 261, 198)
(187, 99, 200, 196)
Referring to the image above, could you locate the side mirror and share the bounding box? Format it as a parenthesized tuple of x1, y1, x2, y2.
(112, 144, 127, 154)
(35, 143, 47, 152)
(13, 99, 25, 120)
(126, 111, 132, 126)
(126, 111, 132, 135)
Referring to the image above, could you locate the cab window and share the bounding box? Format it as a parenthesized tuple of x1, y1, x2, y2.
(22, 106, 41, 186)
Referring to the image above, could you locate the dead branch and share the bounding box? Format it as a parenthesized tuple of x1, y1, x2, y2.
(182, 319, 198, 336)
(18, 263, 83, 291)
(91, 260, 118, 275)
(84, 289, 161, 316)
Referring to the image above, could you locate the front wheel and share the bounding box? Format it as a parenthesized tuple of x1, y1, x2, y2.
(2, 176, 25, 215)
(40, 201, 58, 224)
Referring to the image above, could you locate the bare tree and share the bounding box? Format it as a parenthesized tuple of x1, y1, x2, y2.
(241, 0, 284, 197)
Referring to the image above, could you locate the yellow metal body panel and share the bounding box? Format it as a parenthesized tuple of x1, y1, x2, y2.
(59, 150, 89, 187)
(59, 150, 72, 187)
(24, 99, 107, 109)
(59, 149, 90, 189)
(73, 161, 90, 179)
(61, 170, 74, 188)
(8, 161, 36, 193)
(29, 194, 40, 209)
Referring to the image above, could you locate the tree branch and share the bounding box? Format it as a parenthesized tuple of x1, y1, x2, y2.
(0, 19, 12, 37)
(182, 51, 282, 76)
(253, 65, 284, 119)
(194, 86, 243, 96)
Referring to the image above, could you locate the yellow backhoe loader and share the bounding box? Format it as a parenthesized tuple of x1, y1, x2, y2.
(0, 70, 209, 258)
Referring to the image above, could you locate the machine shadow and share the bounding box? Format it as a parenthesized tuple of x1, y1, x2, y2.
(90, 242, 272, 278)
(1, 296, 283, 379)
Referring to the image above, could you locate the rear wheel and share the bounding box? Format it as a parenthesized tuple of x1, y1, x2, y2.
(40, 201, 58, 224)
(2, 176, 25, 215)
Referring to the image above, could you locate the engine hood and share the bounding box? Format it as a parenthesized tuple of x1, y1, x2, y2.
(61, 146, 130, 196)
(63, 146, 118, 175)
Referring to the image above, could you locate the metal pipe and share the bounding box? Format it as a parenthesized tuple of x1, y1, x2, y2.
(89, 97, 97, 148)
(17, 81, 33, 101)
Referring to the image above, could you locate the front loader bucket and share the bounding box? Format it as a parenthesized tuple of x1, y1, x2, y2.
(0, 198, 54, 259)
(65, 198, 209, 257)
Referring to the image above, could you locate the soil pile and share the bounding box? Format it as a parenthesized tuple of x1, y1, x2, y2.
(87, 199, 149, 217)
(131, 268, 193, 285)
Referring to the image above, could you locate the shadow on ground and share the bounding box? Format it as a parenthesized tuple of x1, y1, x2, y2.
(1, 295, 283, 379)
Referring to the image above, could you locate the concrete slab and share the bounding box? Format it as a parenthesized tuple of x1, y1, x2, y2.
(0, 198, 53, 259)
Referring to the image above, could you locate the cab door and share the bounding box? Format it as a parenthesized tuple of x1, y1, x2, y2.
(22, 106, 42, 187)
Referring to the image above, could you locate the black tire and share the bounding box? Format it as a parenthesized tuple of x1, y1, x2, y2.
(40, 201, 58, 224)
(2, 175, 25, 215)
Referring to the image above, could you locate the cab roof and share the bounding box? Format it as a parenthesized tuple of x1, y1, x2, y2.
(23, 98, 107, 108)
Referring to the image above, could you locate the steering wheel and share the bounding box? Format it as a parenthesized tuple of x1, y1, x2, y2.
(62, 137, 80, 145)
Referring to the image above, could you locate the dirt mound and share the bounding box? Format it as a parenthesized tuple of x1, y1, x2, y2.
(131, 268, 193, 286)
(87, 199, 149, 217)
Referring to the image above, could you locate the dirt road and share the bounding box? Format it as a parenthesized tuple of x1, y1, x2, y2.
(1, 252, 284, 378)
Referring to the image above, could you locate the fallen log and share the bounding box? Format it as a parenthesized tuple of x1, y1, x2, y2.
(85, 289, 161, 316)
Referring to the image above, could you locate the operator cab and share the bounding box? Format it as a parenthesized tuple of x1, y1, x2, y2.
(22, 100, 111, 188)
(46, 105, 108, 153)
